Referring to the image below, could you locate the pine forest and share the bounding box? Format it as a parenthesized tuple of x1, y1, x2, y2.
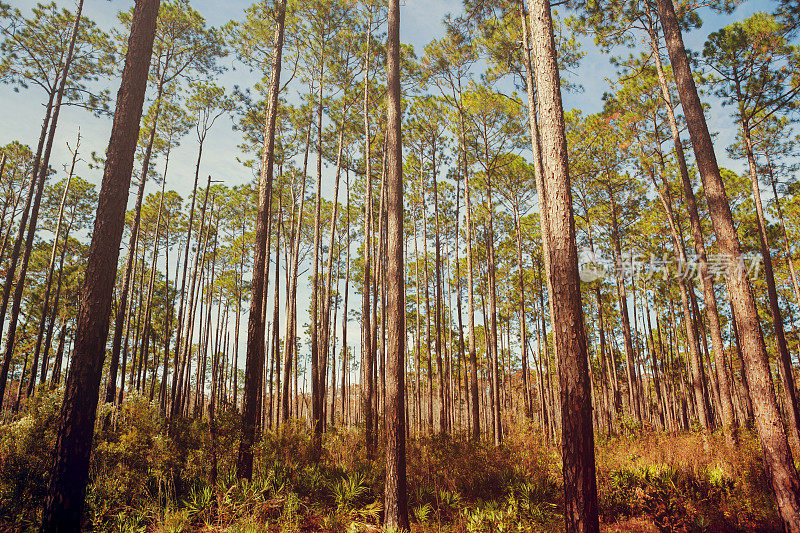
(1, 0, 800, 531)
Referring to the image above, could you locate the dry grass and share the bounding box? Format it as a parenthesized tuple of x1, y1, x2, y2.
(0, 392, 785, 532)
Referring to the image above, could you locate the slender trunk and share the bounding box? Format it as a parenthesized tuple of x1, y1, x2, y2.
(529, 0, 600, 529)
(309, 58, 326, 458)
(282, 120, 311, 423)
(534, 258, 552, 437)
(0, 89, 54, 365)
(644, 20, 736, 434)
(514, 203, 531, 419)
(361, 10, 375, 454)
(269, 206, 281, 426)
(647, 165, 711, 429)
(0, 0, 85, 405)
(742, 124, 800, 451)
(454, 171, 468, 435)
(485, 182, 502, 445)
(174, 179, 213, 417)
(0, 166, 25, 266)
(138, 156, 168, 405)
(420, 155, 434, 433)
(236, 0, 287, 480)
(49, 324, 67, 389)
(768, 160, 800, 310)
(320, 129, 344, 427)
(606, 188, 642, 423)
(413, 211, 423, 437)
(41, 213, 73, 386)
(170, 177, 198, 410)
(105, 74, 166, 407)
(28, 130, 80, 398)
(432, 140, 446, 434)
(461, 116, 480, 441)
(159, 222, 175, 413)
(655, 0, 800, 526)
(383, 1, 408, 520)
(341, 174, 351, 425)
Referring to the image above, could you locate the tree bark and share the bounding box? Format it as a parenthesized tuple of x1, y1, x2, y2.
(529, 0, 600, 530)
(309, 56, 326, 459)
(742, 122, 800, 452)
(40, 1, 159, 528)
(458, 108, 480, 443)
(383, 0, 409, 524)
(646, 16, 736, 436)
(105, 74, 166, 409)
(236, 0, 287, 481)
(361, 10, 375, 454)
(655, 0, 800, 527)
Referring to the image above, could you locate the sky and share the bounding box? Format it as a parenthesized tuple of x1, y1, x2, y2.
(0, 0, 465, 206)
(0, 0, 787, 385)
(0, 0, 774, 205)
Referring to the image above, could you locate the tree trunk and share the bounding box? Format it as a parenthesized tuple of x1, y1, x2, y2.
(768, 159, 800, 312)
(645, 18, 736, 435)
(309, 58, 326, 459)
(647, 164, 712, 429)
(105, 71, 166, 408)
(174, 179, 213, 416)
(28, 130, 80, 398)
(742, 123, 800, 452)
(528, 0, 600, 529)
(49, 324, 68, 389)
(40, 1, 160, 527)
(0, 87, 54, 368)
(269, 206, 281, 426)
(360, 14, 376, 452)
(0, 0, 86, 407)
(655, 0, 800, 526)
(282, 121, 311, 423)
(341, 175, 351, 425)
(452, 112, 479, 444)
(514, 203, 531, 419)
(320, 129, 344, 428)
(236, 0, 287, 480)
(41, 212, 74, 386)
(138, 156, 168, 404)
(383, 0, 409, 523)
(485, 184, 503, 445)
(169, 149, 207, 414)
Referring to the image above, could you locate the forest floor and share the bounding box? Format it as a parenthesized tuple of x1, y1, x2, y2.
(0, 390, 783, 532)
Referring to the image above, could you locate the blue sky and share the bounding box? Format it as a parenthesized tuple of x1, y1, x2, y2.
(0, 0, 775, 201)
(0, 0, 786, 386)
(0, 0, 466, 204)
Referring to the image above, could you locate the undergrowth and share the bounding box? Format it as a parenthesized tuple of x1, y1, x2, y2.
(0, 389, 781, 532)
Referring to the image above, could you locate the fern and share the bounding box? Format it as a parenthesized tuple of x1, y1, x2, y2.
(412, 502, 433, 523)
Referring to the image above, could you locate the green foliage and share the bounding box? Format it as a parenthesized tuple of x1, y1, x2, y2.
(0, 395, 782, 531)
(703, 11, 800, 126)
(0, 1, 116, 113)
(412, 502, 433, 523)
(331, 472, 369, 511)
(184, 484, 214, 525)
(0, 388, 62, 528)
